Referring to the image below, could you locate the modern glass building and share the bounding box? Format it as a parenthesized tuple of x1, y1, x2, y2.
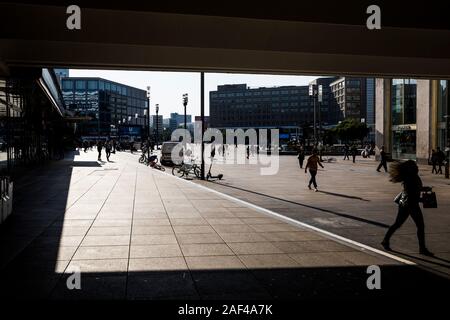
(390, 79, 417, 159)
(61, 77, 148, 139)
(366, 78, 376, 142)
(0, 68, 73, 224)
(375, 79, 449, 163)
(437, 80, 449, 151)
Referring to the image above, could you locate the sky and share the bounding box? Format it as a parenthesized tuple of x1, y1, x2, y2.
(69, 69, 320, 118)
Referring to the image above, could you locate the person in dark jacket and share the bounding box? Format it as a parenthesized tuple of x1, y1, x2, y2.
(382, 160, 433, 256)
(97, 140, 103, 161)
(436, 147, 445, 174)
(297, 145, 305, 168)
(376, 146, 388, 172)
(430, 149, 438, 174)
(343, 144, 350, 160)
(105, 140, 112, 162)
(351, 145, 357, 163)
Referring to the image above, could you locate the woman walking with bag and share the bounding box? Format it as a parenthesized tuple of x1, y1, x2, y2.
(381, 160, 434, 256)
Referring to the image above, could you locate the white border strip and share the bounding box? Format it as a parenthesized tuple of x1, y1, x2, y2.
(155, 169, 416, 266)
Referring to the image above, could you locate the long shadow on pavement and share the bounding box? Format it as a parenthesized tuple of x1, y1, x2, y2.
(209, 181, 389, 228)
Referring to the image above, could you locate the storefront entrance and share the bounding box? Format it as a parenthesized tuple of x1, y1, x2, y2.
(392, 125, 417, 160)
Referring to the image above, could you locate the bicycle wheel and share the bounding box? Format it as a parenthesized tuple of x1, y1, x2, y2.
(172, 166, 185, 178)
(139, 154, 145, 163)
(193, 165, 201, 178)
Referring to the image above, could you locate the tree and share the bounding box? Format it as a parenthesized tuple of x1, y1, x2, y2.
(332, 119, 369, 143)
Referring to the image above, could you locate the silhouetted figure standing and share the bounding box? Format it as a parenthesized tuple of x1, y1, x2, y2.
(436, 147, 445, 174)
(430, 149, 438, 174)
(305, 151, 324, 192)
(105, 140, 112, 162)
(343, 144, 350, 160)
(97, 141, 103, 161)
(297, 146, 305, 169)
(351, 145, 357, 163)
(376, 146, 388, 172)
(382, 160, 433, 256)
(83, 140, 89, 153)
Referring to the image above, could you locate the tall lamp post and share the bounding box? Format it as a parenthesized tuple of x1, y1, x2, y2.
(146, 86, 151, 158)
(308, 84, 322, 145)
(182, 93, 188, 130)
(155, 103, 160, 150)
(318, 84, 323, 143)
(309, 84, 317, 144)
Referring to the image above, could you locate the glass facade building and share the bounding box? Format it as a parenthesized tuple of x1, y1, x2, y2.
(391, 79, 417, 160)
(366, 78, 375, 142)
(437, 80, 449, 151)
(376, 78, 449, 163)
(61, 77, 148, 138)
(1, 68, 72, 180)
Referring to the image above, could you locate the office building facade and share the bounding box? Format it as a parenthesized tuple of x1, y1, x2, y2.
(209, 80, 339, 140)
(375, 79, 449, 163)
(330, 77, 368, 122)
(150, 115, 164, 136)
(61, 77, 148, 138)
(170, 112, 192, 129)
(366, 78, 376, 142)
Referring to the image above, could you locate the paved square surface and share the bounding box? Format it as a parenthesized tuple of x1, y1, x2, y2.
(197, 153, 450, 276)
(0, 150, 448, 300)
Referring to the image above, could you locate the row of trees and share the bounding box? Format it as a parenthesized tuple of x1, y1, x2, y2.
(330, 119, 370, 143)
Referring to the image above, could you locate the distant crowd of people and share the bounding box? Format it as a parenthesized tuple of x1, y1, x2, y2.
(80, 138, 159, 162)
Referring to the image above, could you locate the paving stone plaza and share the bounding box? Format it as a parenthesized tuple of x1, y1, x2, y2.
(0, 150, 448, 300)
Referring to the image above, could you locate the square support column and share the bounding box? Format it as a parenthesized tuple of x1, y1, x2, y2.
(375, 78, 391, 159)
(416, 80, 432, 164)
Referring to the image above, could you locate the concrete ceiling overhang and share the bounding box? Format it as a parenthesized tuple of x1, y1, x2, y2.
(1, 1, 450, 78)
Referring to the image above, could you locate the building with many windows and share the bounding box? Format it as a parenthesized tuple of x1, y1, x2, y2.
(209, 79, 339, 141)
(150, 115, 164, 137)
(366, 78, 376, 142)
(61, 77, 148, 138)
(169, 112, 192, 129)
(329, 77, 369, 121)
(375, 79, 449, 163)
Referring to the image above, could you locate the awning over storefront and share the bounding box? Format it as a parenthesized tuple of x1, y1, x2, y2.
(37, 68, 66, 117)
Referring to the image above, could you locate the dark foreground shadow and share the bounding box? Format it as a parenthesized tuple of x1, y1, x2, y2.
(0, 264, 449, 300)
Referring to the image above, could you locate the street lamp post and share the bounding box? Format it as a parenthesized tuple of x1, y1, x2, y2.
(318, 85, 323, 143)
(182, 93, 188, 130)
(308, 84, 323, 145)
(155, 103, 159, 150)
(309, 84, 317, 144)
(146, 86, 151, 159)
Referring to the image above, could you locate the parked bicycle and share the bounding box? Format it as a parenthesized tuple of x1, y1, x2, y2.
(172, 161, 201, 178)
(139, 148, 165, 171)
(147, 154, 165, 171)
